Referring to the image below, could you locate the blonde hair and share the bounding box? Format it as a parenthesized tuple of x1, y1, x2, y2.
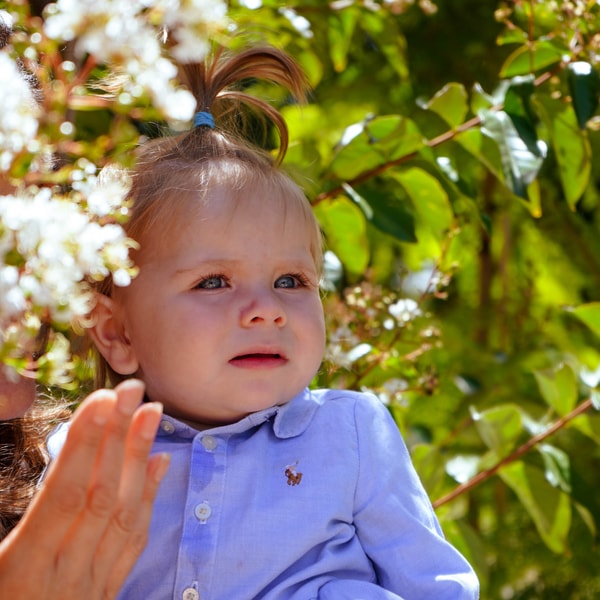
(94, 46, 323, 387)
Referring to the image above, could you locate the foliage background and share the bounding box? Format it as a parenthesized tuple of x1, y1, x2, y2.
(4, 1, 600, 598)
(233, 2, 600, 598)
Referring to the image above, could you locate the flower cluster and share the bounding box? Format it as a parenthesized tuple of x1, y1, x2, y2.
(0, 52, 39, 171)
(43, 0, 228, 123)
(322, 279, 443, 404)
(0, 1, 229, 386)
(0, 181, 137, 383)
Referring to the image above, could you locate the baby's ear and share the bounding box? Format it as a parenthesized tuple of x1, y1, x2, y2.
(89, 293, 139, 375)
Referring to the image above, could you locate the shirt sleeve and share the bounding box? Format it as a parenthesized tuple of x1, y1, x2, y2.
(350, 393, 479, 600)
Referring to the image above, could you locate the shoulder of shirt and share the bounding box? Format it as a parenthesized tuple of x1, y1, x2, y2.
(273, 387, 387, 439)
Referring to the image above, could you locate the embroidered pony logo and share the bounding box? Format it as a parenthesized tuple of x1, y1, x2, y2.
(284, 462, 303, 486)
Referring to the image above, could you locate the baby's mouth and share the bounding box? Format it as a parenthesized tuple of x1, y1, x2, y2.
(229, 352, 287, 368)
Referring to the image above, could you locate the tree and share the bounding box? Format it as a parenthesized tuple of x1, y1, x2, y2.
(2, 1, 600, 597)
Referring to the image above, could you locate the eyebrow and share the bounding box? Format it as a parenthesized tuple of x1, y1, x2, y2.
(173, 257, 317, 277)
(173, 258, 240, 276)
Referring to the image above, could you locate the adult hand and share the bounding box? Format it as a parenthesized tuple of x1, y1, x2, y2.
(0, 379, 169, 599)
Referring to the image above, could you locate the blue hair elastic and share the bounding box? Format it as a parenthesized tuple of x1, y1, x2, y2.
(194, 110, 215, 129)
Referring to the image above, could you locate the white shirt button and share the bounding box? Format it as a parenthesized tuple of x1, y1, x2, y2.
(182, 588, 199, 600)
(201, 435, 217, 451)
(194, 501, 212, 523)
(160, 420, 175, 434)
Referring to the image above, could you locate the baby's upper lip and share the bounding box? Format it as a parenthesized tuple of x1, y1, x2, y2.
(230, 346, 287, 361)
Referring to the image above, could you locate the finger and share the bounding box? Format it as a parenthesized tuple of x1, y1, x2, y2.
(13, 389, 118, 553)
(90, 401, 164, 585)
(103, 452, 171, 599)
(52, 381, 145, 580)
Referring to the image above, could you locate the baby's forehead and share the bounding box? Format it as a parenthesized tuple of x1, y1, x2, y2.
(128, 163, 322, 270)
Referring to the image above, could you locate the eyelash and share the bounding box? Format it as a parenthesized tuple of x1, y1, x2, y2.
(278, 272, 310, 288)
(195, 273, 230, 289)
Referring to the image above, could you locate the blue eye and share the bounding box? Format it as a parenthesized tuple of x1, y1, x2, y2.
(275, 273, 308, 289)
(197, 275, 228, 289)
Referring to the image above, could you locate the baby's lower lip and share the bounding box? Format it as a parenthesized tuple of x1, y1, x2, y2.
(229, 354, 287, 368)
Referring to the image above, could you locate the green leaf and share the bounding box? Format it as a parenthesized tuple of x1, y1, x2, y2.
(359, 10, 409, 80)
(537, 443, 572, 493)
(500, 40, 563, 78)
(393, 167, 454, 253)
(455, 127, 504, 182)
(425, 83, 469, 128)
(574, 501, 597, 539)
(330, 115, 424, 181)
(535, 95, 591, 209)
(470, 82, 496, 115)
(567, 62, 600, 129)
(313, 196, 369, 278)
(533, 363, 578, 417)
(480, 109, 545, 199)
(411, 444, 446, 497)
(470, 404, 524, 456)
(327, 8, 358, 73)
(349, 182, 417, 242)
(503, 75, 541, 156)
(570, 302, 600, 338)
(500, 461, 571, 554)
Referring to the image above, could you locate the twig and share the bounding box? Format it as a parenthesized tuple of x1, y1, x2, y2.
(312, 71, 554, 206)
(432, 396, 594, 508)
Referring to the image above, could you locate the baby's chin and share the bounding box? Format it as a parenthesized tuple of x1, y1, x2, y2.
(0, 371, 36, 420)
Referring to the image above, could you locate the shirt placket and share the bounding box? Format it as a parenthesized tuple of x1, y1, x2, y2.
(174, 433, 226, 600)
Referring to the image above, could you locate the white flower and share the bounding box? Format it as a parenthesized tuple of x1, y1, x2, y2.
(44, 0, 227, 124)
(389, 298, 422, 323)
(0, 54, 39, 171)
(0, 186, 135, 330)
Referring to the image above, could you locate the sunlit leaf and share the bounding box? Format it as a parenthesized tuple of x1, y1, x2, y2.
(425, 83, 469, 128)
(313, 196, 369, 278)
(533, 363, 578, 417)
(330, 115, 424, 180)
(537, 443, 571, 493)
(470, 404, 525, 455)
(570, 302, 600, 338)
(500, 40, 563, 77)
(499, 461, 571, 554)
(327, 8, 358, 72)
(455, 127, 504, 182)
(392, 167, 453, 254)
(480, 109, 545, 199)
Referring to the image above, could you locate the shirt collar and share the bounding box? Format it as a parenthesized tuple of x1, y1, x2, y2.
(156, 388, 319, 440)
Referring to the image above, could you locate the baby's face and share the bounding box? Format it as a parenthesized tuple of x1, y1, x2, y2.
(109, 186, 325, 429)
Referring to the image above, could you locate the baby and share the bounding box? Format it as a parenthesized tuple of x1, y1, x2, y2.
(52, 46, 479, 600)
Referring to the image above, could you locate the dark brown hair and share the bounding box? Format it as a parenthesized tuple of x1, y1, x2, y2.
(0, 402, 70, 540)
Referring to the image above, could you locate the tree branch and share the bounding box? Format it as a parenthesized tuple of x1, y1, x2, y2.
(432, 396, 594, 508)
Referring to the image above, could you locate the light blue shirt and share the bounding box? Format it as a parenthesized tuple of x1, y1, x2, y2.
(50, 388, 479, 599)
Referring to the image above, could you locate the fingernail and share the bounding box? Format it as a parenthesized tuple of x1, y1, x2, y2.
(117, 387, 143, 417)
(139, 402, 163, 440)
